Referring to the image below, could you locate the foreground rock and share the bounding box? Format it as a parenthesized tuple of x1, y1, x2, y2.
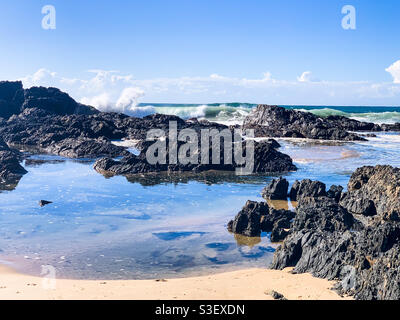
(243, 105, 400, 141)
(340, 165, 400, 221)
(0, 138, 27, 188)
(270, 165, 400, 300)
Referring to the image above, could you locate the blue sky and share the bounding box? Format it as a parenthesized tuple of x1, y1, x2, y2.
(0, 0, 399, 106)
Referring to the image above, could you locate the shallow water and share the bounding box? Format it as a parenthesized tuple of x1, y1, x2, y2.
(1, 131, 400, 280)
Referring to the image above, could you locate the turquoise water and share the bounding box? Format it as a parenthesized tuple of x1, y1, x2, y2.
(1, 105, 400, 280)
(137, 103, 400, 124)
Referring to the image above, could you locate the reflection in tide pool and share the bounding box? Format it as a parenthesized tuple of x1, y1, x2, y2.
(1, 131, 400, 279)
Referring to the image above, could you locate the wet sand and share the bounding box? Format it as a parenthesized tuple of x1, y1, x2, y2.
(0, 264, 350, 300)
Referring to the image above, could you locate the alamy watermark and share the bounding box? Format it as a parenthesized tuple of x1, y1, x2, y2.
(41, 265, 57, 290)
(42, 5, 56, 30)
(342, 5, 356, 30)
(145, 121, 255, 175)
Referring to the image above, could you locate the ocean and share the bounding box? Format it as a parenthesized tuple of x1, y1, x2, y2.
(135, 103, 400, 125)
(1, 104, 400, 280)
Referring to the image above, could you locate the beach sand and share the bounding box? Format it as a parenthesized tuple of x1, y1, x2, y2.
(0, 265, 350, 300)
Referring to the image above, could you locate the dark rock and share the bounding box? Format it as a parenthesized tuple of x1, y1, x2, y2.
(289, 179, 326, 201)
(270, 167, 400, 300)
(261, 177, 289, 200)
(227, 201, 269, 237)
(0, 138, 27, 187)
(20, 86, 98, 116)
(39, 200, 53, 207)
(293, 197, 354, 233)
(339, 165, 400, 221)
(260, 208, 295, 233)
(94, 139, 297, 176)
(326, 185, 344, 202)
(43, 138, 129, 159)
(270, 227, 290, 243)
(268, 290, 287, 300)
(0, 81, 23, 119)
(228, 200, 294, 241)
(243, 105, 367, 141)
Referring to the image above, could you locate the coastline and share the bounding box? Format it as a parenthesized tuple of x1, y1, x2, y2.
(0, 264, 350, 300)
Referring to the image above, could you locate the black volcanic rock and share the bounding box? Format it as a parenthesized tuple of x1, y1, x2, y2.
(261, 177, 289, 200)
(339, 165, 400, 221)
(0, 81, 23, 119)
(227, 200, 268, 237)
(293, 196, 354, 233)
(228, 200, 294, 241)
(20, 86, 98, 116)
(94, 139, 297, 176)
(289, 179, 326, 201)
(242, 105, 371, 141)
(0, 138, 27, 188)
(270, 166, 400, 300)
(326, 184, 344, 202)
(0, 82, 97, 119)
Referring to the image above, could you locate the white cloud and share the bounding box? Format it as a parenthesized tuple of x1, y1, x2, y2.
(386, 60, 400, 84)
(17, 67, 400, 108)
(21, 68, 57, 86)
(297, 71, 319, 83)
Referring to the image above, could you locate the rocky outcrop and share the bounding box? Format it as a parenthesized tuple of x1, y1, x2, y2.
(243, 105, 400, 141)
(340, 166, 400, 221)
(0, 81, 23, 119)
(0, 81, 97, 119)
(0, 138, 27, 188)
(94, 139, 297, 176)
(326, 185, 344, 202)
(227, 201, 268, 237)
(261, 177, 289, 200)
(243, 105, 366, 141)
(289, 179, 326, 201)
(227, 200, 294, 241)
(270, 166, 400, 300)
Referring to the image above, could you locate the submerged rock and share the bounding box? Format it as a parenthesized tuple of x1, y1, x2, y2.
(39, 200, 53, 207)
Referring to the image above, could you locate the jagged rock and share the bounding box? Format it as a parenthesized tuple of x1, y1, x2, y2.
(0, 138, 27, 187)
(94, 139, 297, 176)
(43, 138, 129, 159)
(0, 81, 23, 119)
(293, 197, 354, 233)
(227, 201, 269, 237)
(0, 82, 97, 119)
(242, 105, 367, 141)
(261, 177, 289, 200)
(326, 185, 344, 202)
(289, 179, 326, 201)
(270, 169, 400, 300)
(228, 200, 294, 241)
(340, 165, 400, 221)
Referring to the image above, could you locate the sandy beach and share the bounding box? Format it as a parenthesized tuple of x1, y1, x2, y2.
(0, 265, 350, 300)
